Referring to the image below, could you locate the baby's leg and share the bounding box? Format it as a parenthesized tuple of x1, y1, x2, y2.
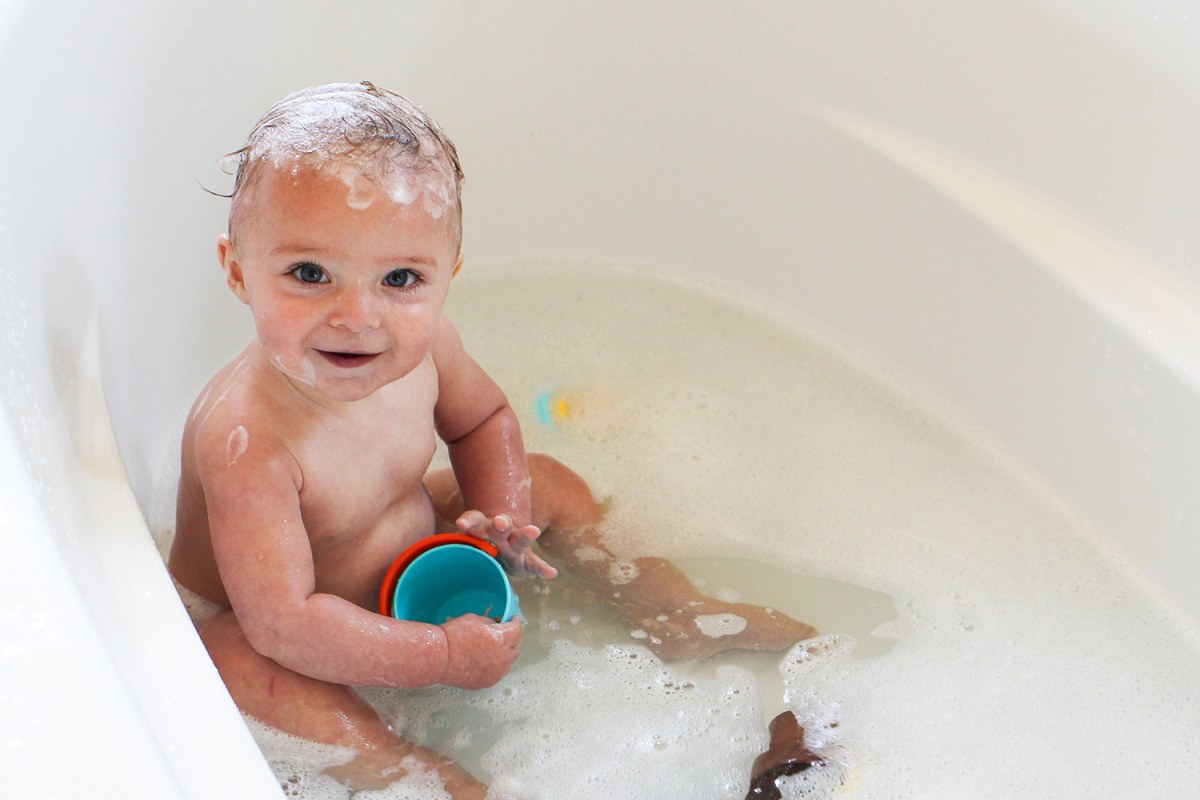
(426, 454, 816, 662)
(199, 611, 487, 799)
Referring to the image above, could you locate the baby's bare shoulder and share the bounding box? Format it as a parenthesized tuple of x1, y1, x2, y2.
(185, 349, 301, 484)
(430, 315, 466, 369)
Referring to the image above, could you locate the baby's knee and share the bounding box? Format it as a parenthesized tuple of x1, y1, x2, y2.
(527, 453, 603, 527)
(528, 453, 587, 498)
(198, 610, 252, 662)
(528, 453, 579, 486)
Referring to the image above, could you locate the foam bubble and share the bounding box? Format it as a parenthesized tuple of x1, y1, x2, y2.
(225, 425, 249, 466)
(607, 559, 640, 584)
(353, 758, 452, 800)
(573, 545, 606, 562)
(270, 354, 316, 388)
(391, 641, 768, 800)
(242, 715, 355, 800)
(243, 716, 454, 800)
(695, 613, 748, 638)
(779, 636, 854, 753)
(332, 158, 456, 220)
(342, 171, 377, 211)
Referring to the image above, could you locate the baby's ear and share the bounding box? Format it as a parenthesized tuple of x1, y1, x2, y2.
(451, 250, 464, 279)
(217, 234, 250, 304)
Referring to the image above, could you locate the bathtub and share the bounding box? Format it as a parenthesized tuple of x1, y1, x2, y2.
(3, 1, 1199, 797)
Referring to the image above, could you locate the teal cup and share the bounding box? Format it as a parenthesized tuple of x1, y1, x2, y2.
(391, 543, 522, 624)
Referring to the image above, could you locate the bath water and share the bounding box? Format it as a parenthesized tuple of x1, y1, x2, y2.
(179, 262, 1200, 799)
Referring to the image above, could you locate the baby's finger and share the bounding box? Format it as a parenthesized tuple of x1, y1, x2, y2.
(512, 524, 541, 547)
(501, 547, 557, 580)
(526, 552, 559, 580)
(455, 510, 490, 538)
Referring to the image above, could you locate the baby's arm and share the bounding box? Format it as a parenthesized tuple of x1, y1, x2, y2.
(199, 422, 521, 689)
(432, 318, 557, 579)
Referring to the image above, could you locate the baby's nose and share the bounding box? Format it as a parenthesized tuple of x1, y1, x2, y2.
(328, 288, 381, 333)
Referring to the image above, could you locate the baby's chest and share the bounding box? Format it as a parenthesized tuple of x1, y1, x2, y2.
(292, 372, 440, 536)
(292, 426, 438, 548)
(302, 422, 435, 501)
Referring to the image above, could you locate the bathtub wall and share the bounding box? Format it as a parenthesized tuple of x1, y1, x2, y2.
(3, 1, 1199, 797)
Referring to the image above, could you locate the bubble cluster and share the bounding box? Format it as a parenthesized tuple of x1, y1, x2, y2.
(242, 717, 455, 800)
(241, 716, 355, 800)
(607, 559, 640, 584)
(227, 82, 463, 238)
(396, 640, 769, 800)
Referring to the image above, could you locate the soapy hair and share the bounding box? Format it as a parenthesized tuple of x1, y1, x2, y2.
(224, 81, 464, 243)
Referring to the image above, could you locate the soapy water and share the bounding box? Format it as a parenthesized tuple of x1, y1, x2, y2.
(158, 262, 1200, 799)
(435, 263, 1200, 798)
(201, 547, 874, 799)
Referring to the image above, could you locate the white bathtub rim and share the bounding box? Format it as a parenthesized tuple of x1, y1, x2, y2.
(819, 106, 1200, 396)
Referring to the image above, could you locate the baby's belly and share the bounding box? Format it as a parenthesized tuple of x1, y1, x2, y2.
(309, 494, 438, 611)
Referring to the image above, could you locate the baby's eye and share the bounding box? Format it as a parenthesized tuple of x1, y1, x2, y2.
(290, 262, 329, 284)
(383, 268, 419, 289)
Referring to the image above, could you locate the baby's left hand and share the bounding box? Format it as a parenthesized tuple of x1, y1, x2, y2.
(456, 511, 558, 579)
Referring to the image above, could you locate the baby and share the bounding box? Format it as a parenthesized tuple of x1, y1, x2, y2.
(169, 81, 816, 798)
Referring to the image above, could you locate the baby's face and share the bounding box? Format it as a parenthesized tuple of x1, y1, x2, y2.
(221, 162, 461, 403)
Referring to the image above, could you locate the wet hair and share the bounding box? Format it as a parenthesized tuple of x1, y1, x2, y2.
(223, 81, 464, 244)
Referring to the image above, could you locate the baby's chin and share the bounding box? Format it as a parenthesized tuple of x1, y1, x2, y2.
(268, 352, 319, 388)
(308, 369, 401, 404)
(266, 354, 378, 404)
(313, 365, 426, 405)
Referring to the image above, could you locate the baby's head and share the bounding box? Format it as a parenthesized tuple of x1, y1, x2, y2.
(225, 81, 464, 249)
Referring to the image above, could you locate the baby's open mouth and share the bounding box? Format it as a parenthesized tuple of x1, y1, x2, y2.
(317, 350, 381, 368)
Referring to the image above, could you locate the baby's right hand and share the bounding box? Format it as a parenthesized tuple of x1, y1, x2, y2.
(440, 614, 523, 690)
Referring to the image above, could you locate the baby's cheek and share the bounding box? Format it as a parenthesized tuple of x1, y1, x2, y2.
(393, 307, 440, 352)
(253, 316, 289, 359)
(254, 300, 309, 346)
(254, 307, 319, 385)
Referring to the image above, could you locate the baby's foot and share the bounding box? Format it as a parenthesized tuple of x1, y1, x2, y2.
(745, 711, 823, 800)
(630, 599, 817, 663)
(322, 744, 489, 799)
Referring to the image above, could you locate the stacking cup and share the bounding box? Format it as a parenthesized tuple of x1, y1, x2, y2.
(379, 534, 522, 624)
